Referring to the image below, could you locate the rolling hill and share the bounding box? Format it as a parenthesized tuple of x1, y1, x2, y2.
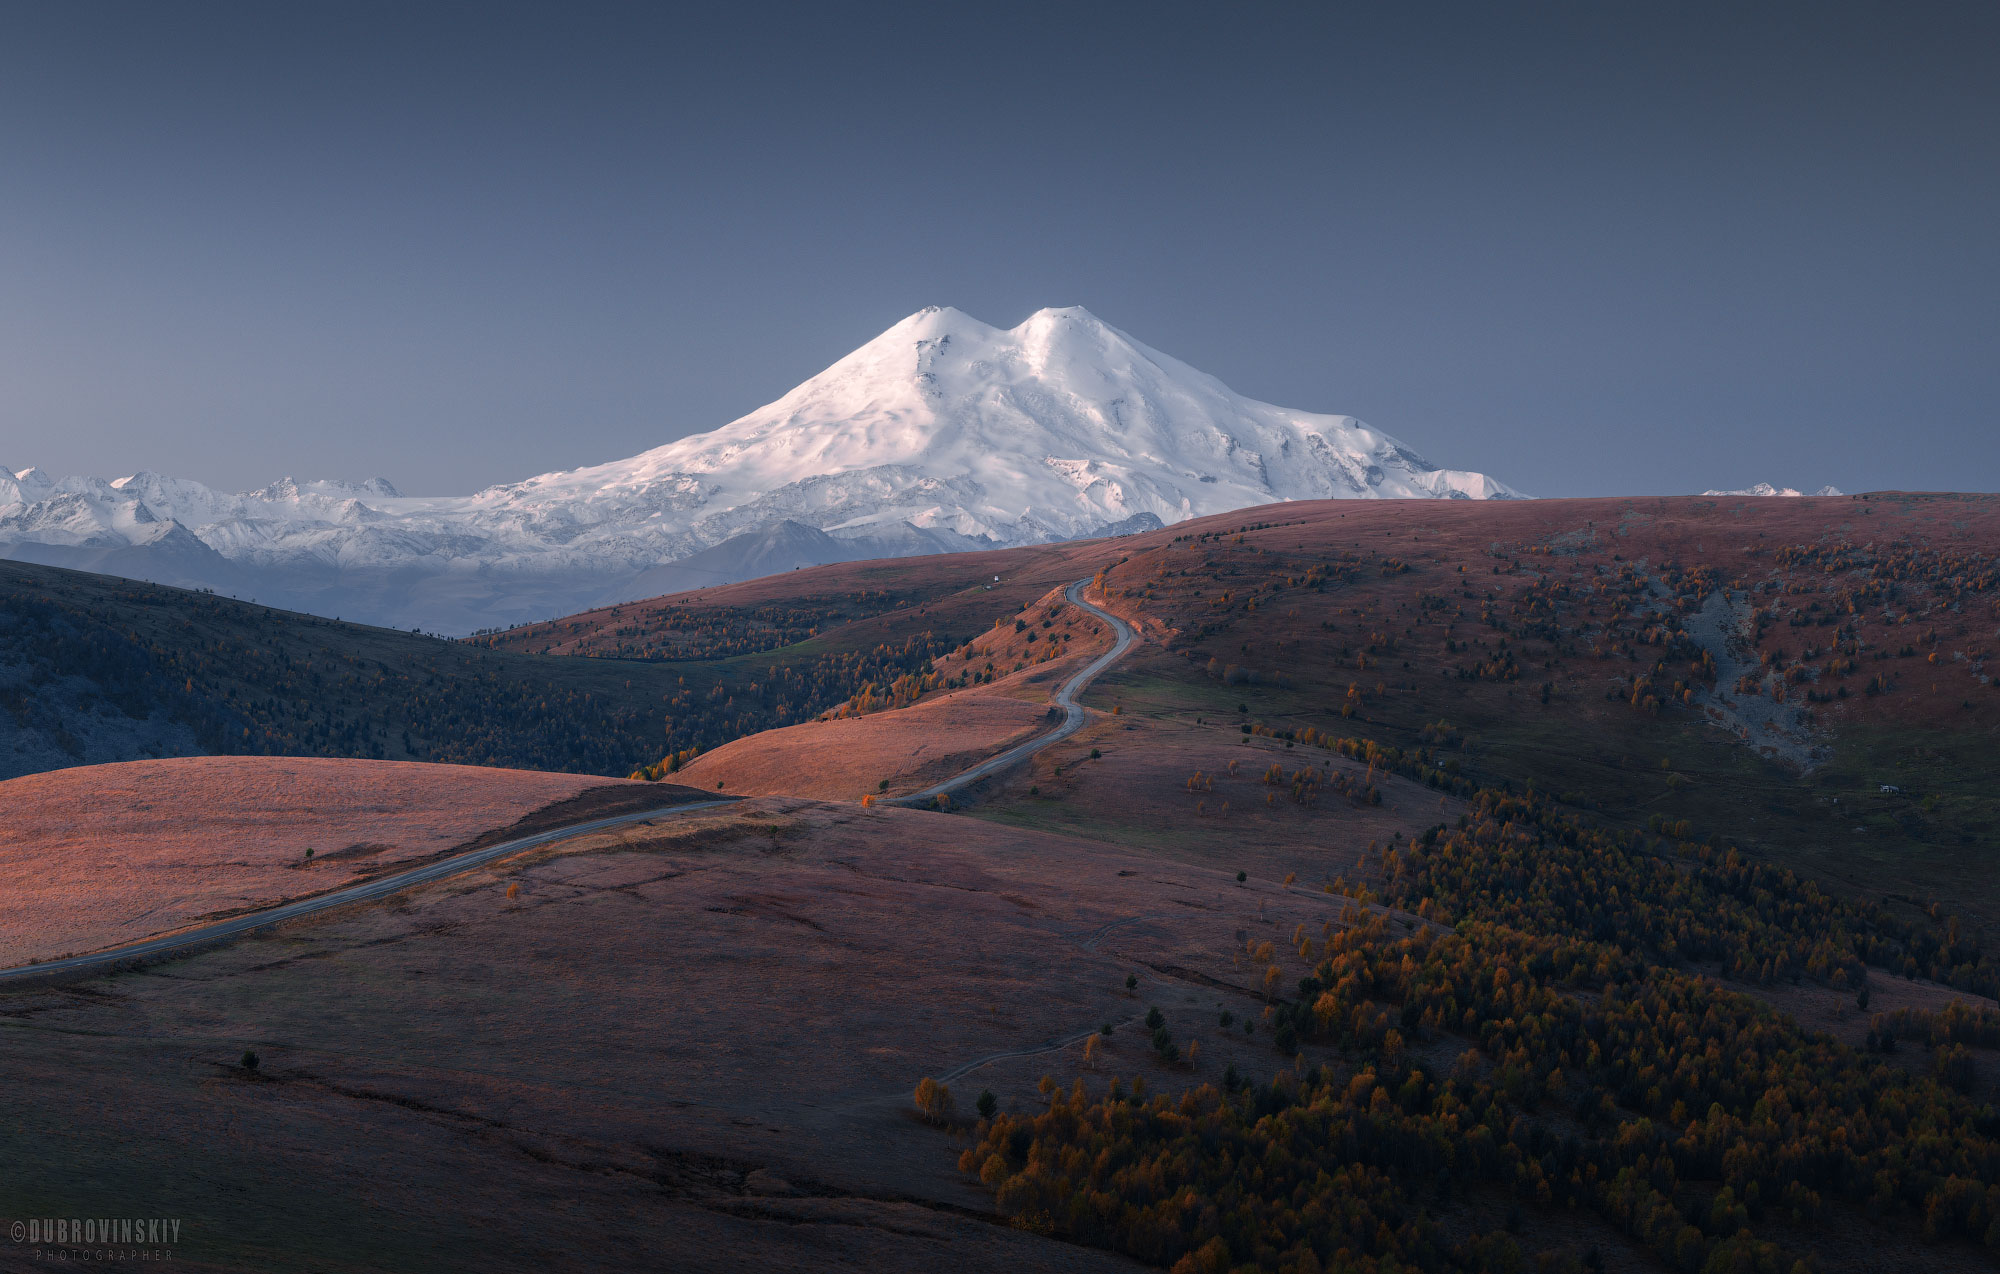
(7, 489, 2000, 1273)
(542, 490, 2000, 941)
(0, 555, 1051, 782)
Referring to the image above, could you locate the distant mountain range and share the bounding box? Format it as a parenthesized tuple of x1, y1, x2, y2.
(1702, 483, 1845, 498)
(3, 306, 1521, 632)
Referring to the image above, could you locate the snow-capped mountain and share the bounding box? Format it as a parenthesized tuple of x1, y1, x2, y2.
(1702, 483, 1845, 497)
(2, 305, 1521, 632)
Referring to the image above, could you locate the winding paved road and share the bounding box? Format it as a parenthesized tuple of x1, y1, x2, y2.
(0, 799, 734, 984)
(888, 577, 1135, 806)
(1, 578, 1137, 984)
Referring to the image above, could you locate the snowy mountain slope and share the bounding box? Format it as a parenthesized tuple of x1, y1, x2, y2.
(1701, 483, 1844, 497)
(489, 306, 1520, 542)
(0, 306, 1520, 632)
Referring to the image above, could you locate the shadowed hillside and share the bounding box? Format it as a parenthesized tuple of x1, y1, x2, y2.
(0, 559, 693, 778)
(0, 550, 1122, 781)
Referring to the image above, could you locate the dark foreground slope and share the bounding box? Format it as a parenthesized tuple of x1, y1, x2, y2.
(8, 775, 1998, 1272)
(0, 797, 1320, 1274)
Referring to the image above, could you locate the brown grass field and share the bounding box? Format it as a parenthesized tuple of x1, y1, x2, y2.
(0, 797, 1400, 1273)
(0, 757, 673, 967)
(674, 581, 1120, 801)
(675, 688, 1053, 800)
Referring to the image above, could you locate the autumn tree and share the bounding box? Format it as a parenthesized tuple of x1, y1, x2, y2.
(912, 1077, 955, 1125)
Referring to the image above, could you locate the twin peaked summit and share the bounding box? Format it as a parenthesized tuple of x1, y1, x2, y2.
(2, 306, 1521, 632)
(521, 305, 1520, 524)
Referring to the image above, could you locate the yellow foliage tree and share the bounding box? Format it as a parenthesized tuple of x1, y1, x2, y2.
(914, 1077, 955, 1125)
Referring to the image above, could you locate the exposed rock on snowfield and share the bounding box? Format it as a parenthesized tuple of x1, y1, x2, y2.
(2, 306, 1519, 631)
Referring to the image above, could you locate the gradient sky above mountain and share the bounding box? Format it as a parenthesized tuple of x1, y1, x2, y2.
(2, 2, 1995, 497)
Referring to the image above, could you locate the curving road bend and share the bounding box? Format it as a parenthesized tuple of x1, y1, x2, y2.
(888, 577, 1135, 807)
(0, 798, 735, 984)
(0, 580, 1134, 982)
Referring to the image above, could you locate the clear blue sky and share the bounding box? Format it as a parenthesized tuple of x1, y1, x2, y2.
(2, 1, 1995, 496)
